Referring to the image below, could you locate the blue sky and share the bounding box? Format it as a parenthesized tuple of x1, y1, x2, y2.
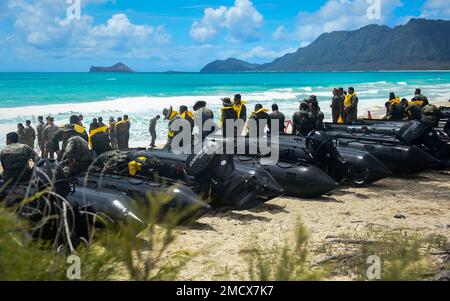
(0, 0, 448, 71)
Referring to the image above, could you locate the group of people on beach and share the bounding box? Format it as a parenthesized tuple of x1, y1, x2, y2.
(382, 88, 431, 121)
(1, 87, 438, 182)
(14, 114, 131, 160)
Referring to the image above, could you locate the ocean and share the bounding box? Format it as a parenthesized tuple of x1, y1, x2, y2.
(1, 72, 449, 148)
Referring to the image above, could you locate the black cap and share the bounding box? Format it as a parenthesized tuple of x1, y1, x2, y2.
(193, 100, 207, 111)
(221, 97, 233, 106)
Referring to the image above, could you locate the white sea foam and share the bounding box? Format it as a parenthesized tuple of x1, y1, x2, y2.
(397, 82, 407, 85)
(1, 82, 449, 148)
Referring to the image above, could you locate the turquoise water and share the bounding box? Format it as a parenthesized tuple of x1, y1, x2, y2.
(0, 72, 449, 148)
(0, 72, 449, 108)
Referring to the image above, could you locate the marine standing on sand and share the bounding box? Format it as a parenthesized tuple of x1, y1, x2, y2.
(162, 107, 181, 150)
(109, 117, 117, 149)
(17, 123, 27, 145)
(115, 117, 123, 149)
(42, 117, 59, 158)
(233, 94, 247, 122)
(220, 97, 238, 138)
(248, 104, 271, 137)
(179, 106, 195, 134)
(193, 101, 215, 141)
(149, 115, 160, 148)
(292, 102, 314, 136)
(343, 87, 359, 124)
(310, 99, 324, 130)
(89, 123, 112, 156)
(59, 126, 92, 177)
(0, 132, 39, 183)
(269, 104, 285, 134)
(330, 88, 344, 123)
(24, 120, 36, 149)
(36, 116, 45, 156)
(123, 115, 131, 149)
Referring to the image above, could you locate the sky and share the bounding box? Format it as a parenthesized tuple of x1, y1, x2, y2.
(0, 0, 449, 72)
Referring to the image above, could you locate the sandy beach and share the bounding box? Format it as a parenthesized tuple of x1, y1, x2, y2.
(167, 168, 450, 280)
(165, 99, 450, 281)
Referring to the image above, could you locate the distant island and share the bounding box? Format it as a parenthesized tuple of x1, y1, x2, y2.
(201, 18, 450, 72)
(89, 63, 134, 73)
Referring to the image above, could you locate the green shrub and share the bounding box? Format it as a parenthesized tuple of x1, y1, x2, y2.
(243, 221, 325, 281)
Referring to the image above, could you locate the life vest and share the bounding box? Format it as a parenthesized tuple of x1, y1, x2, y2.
(128, 156, 148, 176)
(167, 111, 180, 138)
(247, 108, 270, 129)
(252, 108, 270, 115)
(115, 119, 129, 126)
(60, 124, 86, 134)
(410, 100, 425, 107)
(388, 97, 401, 105)
(88, 125, 109, 149)
(180, 111, 194, 119)
(249, 108, 270, 119)
(344, 93, 357, 107)
(233, 100, 247, 119)
(220, 106, 235, 127)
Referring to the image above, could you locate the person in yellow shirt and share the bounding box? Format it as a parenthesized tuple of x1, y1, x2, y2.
(233, 94, 247, 122)
(343, 87, 359, 124)
(162, 107, 180, 150)
(248, 104, 271, 138)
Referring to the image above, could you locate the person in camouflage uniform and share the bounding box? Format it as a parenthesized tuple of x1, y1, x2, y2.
(52, 116, 89, 161)
(17, 123, 27, 145)
(24, 120, 36, 149)
(36, 116, 45, 156)
(269, 104, 286, 134)
(292, 102, 315, 136)
(0, 132, 39, 182)
(42, 117, 59, 158)
(59, 129, 92, 177)
(310, 98, 325, 130)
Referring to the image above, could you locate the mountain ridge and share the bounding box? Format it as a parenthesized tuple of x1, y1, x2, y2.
(200, 18, 450, 72)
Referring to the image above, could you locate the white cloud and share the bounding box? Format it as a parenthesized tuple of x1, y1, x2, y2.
(278, 0, 404, 45)
(272, 25, 287, 40)
(421, 0, 450, 18)
(238, 46, 295, 61)
(7, 0, 170, 59)
(190, 0, 263, 43)
(190, 6, 227, 42)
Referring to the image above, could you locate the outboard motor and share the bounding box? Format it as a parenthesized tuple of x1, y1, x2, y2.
(13, 159, 84, 249)
(305, 130, 369, 185)
(397, 121, 450, 165)
(186, 143, 262, 210)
